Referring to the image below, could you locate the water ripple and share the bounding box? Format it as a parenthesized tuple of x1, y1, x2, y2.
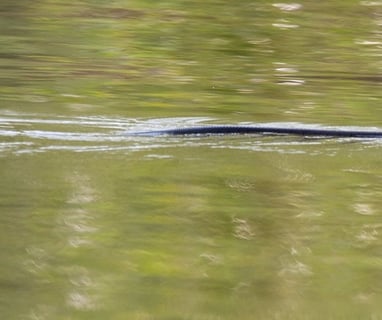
(0, 112, 380, 156)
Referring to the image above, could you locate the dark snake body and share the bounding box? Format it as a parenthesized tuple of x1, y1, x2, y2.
(132, 125, 382, 138)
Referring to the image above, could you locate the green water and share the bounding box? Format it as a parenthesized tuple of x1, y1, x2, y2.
(2, 1, 382, 319)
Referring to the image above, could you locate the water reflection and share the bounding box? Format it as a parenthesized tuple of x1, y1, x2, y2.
(2, 0, 382, 317)
(272, 3, 303, 11)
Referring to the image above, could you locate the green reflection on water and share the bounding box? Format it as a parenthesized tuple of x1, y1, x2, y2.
(1, 0, 382, 319)
(1, 0, 382, 121)
(2, 143, 382, 319)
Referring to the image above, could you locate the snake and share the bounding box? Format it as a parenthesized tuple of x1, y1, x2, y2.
(131, 125, 382, 138)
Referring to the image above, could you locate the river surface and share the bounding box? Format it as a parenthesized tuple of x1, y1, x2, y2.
(2, 1, 382, 319)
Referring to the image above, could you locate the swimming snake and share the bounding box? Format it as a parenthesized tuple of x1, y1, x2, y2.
(130, 125, 382, 138)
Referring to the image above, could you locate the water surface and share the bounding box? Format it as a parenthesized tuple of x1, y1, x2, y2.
(1, 1, 382, 319)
